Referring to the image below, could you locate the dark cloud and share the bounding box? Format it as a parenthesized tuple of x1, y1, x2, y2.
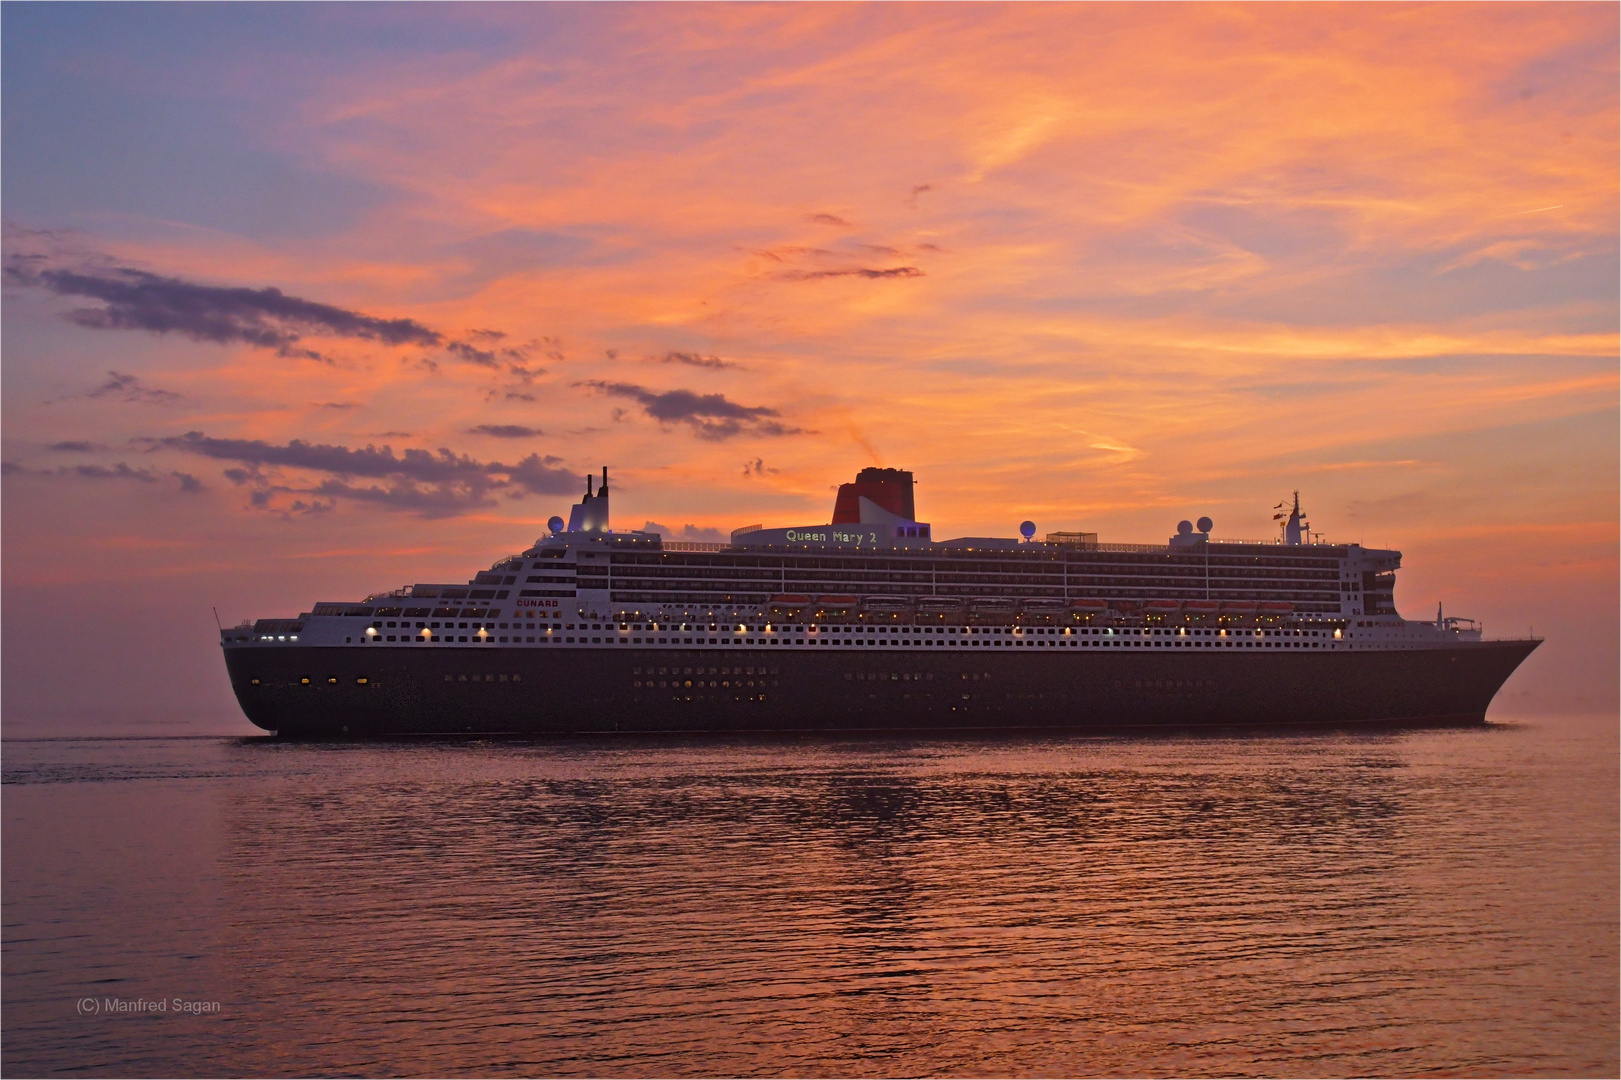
(577, 381, 803, 440)
(809, 213, 852, 227)
(71, 463, 159, 483)
(83, 371, 182, 404)
(907, 183, 933, 206)
(315, 401, 360, 410)
(783, 266, 924, 281)
(447, 340, 499, 367)
(502, 454, 578, 495)
(5, 258, 441, 359)
(151, 430, 578, 518)
(659, 351, 737, 369)
(156, 432, 493, 484)
(742, 457, 779, 477)
(308, 479, 495, 515)
(6, 252, 521, 368)
(467, 424, 543, 438)
(641, 521, 729, 543)
(48, 440, 108, 452)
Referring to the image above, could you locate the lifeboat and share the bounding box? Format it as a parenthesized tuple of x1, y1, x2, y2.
(768, 594, 812, 616)
(1256, 601, 1294, 615)
(1183, 600, 1221, 615)
(815, 595, 858, 609)
(916, 596, 966, 611)
(1068, 599, 1109, 613)
(1220, 600, 1258, 614)
(862, 595, 915, 614)
(1143, 600, 1183, 614)
(1021, 598, 1068, 612)
(969, 598, 1018, 622)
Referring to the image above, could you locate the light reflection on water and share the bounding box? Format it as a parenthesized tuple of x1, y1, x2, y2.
(4, 720, 1616, 1077)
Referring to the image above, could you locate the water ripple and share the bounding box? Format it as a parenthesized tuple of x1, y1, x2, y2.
(3, 721, 1615, 1077)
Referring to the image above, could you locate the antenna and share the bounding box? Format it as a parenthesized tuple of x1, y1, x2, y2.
(211, 606, 222, 630)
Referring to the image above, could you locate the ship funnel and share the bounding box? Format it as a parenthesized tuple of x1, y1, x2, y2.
(564, 467, 612, 532)
(832, 467, 915, 524)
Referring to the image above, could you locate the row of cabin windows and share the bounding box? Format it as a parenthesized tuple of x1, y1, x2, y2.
(590, 564, 1335, 580)
(363, 620, 1335, 637)
(599, 552, 1345, 569)
(356, 624, 1336, 647)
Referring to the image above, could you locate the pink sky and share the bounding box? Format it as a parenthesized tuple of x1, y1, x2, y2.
(3, 3, 1615, 732)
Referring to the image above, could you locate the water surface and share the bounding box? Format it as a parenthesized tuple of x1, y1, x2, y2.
(4, 718, 1616, 1076)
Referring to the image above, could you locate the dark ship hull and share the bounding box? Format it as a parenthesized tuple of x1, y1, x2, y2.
(227, 639, 1539, 738)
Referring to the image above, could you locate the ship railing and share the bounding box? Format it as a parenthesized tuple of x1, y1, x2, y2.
(663, 541, 728, 551)
(1056, 539, 1348, 551)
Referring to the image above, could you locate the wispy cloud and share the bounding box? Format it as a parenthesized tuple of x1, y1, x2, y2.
(467, 424, 543, 438)
(83, 371, 182, 404)
(780, 266, 924, 281)
(659, 351, 738, 369)
(2, 460, 202, 492)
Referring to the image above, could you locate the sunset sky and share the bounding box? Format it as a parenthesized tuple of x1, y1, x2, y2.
(3, 2, 1615, 732)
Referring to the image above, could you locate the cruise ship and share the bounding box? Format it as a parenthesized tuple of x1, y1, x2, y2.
(222, 467, 1539, 736)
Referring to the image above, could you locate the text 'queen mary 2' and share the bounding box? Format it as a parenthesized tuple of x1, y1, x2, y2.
(223, 468, 1539, 736)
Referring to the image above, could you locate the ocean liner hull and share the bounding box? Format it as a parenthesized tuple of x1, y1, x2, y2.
(226, 639, 1539, 737)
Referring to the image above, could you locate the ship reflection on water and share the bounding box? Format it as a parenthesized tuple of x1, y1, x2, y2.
(3, 720, 1616, 1077)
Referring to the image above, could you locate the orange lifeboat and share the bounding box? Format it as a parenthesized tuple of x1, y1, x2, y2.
(1183, 600, 1221, 615)
(1257, 601, 1294, 615)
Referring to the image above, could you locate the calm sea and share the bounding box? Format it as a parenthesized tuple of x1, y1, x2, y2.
(3, 717, 1616, 1078)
